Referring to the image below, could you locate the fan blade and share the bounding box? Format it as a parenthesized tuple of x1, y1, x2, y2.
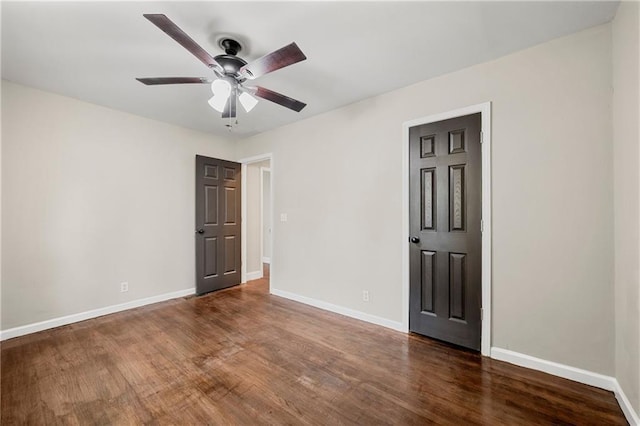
(143, 14, 221, 71)
(240, 42, 306, 80)
(136, 77, 211, 85)
(222, 89, 237, 119)
(253, 86, 306, 112)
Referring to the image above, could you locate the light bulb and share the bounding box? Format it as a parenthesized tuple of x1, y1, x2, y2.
(239, 91, 258, 112)
(208, 95, 228, 113)
(210, 79, 231, 97)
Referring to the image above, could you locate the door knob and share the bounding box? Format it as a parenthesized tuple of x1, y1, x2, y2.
(197, 229, 204, 234)
(410, 236, 420, 243)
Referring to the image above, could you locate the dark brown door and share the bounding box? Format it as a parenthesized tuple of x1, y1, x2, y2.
(195, 155, 241, 295)
(409, 113, 482, 350)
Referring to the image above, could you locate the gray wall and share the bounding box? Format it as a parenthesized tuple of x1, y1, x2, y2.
(236, 24, 615, 375)
(1, 81, 236, 329)
(613, 1, 640, 415)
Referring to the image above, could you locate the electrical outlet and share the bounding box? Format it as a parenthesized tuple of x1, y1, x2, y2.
(362, 290, 370, 302)
(120, 282, 129, 293)
(280, 213, 288, 222)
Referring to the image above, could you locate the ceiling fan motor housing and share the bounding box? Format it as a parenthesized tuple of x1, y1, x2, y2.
(213, 54, 247, 78)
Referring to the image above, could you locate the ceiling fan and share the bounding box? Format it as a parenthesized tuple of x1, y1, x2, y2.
(136, 14, 307, 120)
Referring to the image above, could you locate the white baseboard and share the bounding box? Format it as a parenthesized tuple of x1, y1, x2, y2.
(0, 288, 195, 341)
(262, 257, 271, 264)
(491, 347, 639, 425)
(491, 347, 616, 390)
(246, 270, 264, 281)
(270, 288, 404, 332)
(614, 379, 640, 426)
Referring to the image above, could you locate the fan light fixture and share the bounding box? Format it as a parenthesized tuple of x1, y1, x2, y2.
(239, 91, 258, 112)
(208, 79, 260, 113)
(208, 95, 227, 113)
(210, 79, 231, 97)
(208, 79, 231, 112)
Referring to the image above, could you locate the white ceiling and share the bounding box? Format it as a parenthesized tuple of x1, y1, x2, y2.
(2, 1, 619, 139)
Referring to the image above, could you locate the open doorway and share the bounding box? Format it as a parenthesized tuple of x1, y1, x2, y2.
(240, 154, 273, 288)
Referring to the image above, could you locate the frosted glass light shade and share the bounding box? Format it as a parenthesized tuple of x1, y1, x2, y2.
(208, 95, 228, 113)
(239, 92, 258, 112)
(210, 79, 231, 97)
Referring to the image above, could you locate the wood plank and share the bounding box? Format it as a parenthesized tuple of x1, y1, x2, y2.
(1, 276, 627, 425)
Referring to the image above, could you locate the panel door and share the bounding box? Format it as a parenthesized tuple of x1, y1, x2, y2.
(408, 113, 482, 350)
(195, 155, 241, 295)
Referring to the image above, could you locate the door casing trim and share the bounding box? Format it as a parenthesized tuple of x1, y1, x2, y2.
(239, 153, 274, 288)
(401, 102, 492, 356)
(260, 167, 272, 266)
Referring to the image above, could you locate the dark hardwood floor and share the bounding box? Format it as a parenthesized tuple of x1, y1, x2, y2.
(1, 268, 626, 425)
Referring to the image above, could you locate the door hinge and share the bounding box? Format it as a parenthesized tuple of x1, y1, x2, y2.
(480, 219, 484, 233)
(480, 131, 484, 144)
(481, 307, 484, 321)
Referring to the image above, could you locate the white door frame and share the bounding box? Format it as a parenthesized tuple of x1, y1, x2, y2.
(260, 167, 272, 265)
(401, 102, 492, 356)
(239, 153, 274, 286)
